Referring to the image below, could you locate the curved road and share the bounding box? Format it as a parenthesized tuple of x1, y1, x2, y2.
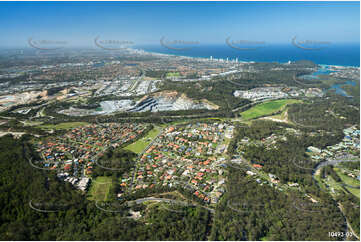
(312, 155, 359, 177)
(127, 196, 215, 214)
(312, 155, 360, 239)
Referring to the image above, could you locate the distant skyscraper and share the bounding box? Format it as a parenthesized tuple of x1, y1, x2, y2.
(210, 56, 213, 61)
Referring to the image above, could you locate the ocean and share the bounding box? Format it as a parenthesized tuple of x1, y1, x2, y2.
(136, 43, 360, 67)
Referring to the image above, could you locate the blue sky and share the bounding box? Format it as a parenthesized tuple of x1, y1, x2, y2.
(0, 1, 359, 47)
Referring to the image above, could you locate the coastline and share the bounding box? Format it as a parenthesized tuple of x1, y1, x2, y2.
(133, 44, 360, 68)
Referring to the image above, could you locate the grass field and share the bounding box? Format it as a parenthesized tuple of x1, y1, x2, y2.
(241, 99, 301, 120)
(345, 186, 360, 199)
(314, 167, 360, 199)
(124, 126, 161, 153)
(334, 168, 360, 198)
(166, 72, 180, 77)
(87, 176, 112, 201)
(39, 122, 89, 130)
(327, 176, 345, 194)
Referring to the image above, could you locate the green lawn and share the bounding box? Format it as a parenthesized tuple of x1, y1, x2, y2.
(335, 168, 360, 187)
(39, 122, 89, 130)
(166, 72, 180, 77)
(124, 126, 161, 154)
(315, 168, 360, 199)
(334, 168, 360, 198)
(87, 176, 112, 201)
(346, 186, 360, 199)
(326, 176, 346, 195)
(241, 99, 301, 120)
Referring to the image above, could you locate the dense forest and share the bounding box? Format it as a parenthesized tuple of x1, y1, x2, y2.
(92, 148, 137, 178)
(288, 94, 360, 132)
(227, 120, 344, 185)
(321, 165, 360, 236)
(221, 95, 360, 241)
(336, 193, 360, 236)
(209, 166, 346, 241)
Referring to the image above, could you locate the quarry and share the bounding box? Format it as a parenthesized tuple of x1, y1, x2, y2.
(58, 91, 219, 116)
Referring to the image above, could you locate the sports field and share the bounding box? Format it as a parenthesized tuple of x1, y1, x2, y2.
(241, 99, 301, 120)
(124, 126, 161, 153)
(87, 176, 112, 201)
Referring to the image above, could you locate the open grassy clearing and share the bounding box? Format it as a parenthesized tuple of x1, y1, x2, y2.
(166, 72, 181, 77)
(345, 186, 360, 199)
(87, 176, 112, 201)
(334, 168, 360, 187)
(269, 108, 287, 120)
(265, 108, 294, 124)
(316, 171, 348, 197)
(326, 176, 346, 194)
(334, 168, 360, 198)
(22, 120, 43, 126)
(38, 122, 89, 130)
(315, 169, 360, 199)
(124, 126, 161, 153)
(241, 99, 301, 120)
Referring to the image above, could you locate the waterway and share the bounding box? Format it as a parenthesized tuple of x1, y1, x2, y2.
(300, 65, 356, 97)
(328, 81, 356, 97)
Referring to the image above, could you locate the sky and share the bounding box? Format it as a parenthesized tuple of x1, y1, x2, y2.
(0, 1, 359, 48)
